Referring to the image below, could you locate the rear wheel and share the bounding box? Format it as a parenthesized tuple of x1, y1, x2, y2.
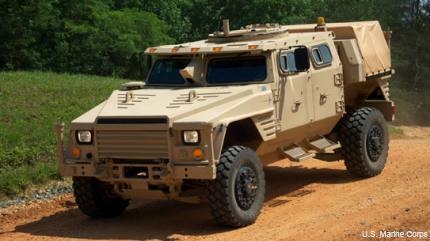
(340, 107, 389, 177)
(73, 177, 129, 218)
(206, 146, 265, 227)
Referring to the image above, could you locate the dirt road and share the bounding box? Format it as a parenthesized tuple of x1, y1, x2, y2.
(1, 126, 430, 241)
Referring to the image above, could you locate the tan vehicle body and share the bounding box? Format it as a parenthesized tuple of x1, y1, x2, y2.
(55, 19, 394, 224)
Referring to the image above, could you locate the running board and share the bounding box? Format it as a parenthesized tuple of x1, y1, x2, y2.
(278, 144, 315, 162)
(306, 135, 341, 153)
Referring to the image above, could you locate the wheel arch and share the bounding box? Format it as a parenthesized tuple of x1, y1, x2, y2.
(213, 111, 277, 161)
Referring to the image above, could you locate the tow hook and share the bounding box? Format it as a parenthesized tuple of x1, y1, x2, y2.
(160, 162, 174, 180)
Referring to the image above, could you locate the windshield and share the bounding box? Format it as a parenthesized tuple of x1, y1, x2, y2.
(206, 56, 267, 83)
(148, 59, 191, 84)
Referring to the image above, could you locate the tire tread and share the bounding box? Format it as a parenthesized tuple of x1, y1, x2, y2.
(340, 107, 389, 177)
(73, 177, 129, 218)
(206, 146, 265, 227)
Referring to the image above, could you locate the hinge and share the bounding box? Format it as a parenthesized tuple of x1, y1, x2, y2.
(335, 100, 345, 113)
(272, 89, 280, 102)
(334, 73, 343, 86)
(275, 119, 282, 131)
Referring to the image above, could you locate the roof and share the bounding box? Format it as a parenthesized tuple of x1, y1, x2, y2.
(143, 31, 332, 55)
(144, 21, 391, 76)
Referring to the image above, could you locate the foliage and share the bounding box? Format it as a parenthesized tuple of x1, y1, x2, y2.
(0, 71, 125, 199)
(0, 0, 173, 79)
(183, 0, 312, 40)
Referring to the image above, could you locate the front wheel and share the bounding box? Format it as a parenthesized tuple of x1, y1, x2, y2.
(73, 177, 129, 218)
(206, 146, 265, 227)
(340, 107, 389, 177)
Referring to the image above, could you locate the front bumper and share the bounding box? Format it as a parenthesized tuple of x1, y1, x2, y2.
(56, 121, 216, 187)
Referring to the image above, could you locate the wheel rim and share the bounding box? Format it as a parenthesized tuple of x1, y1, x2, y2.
(235, 166, 258, 210)
(366, 124, 384, 162)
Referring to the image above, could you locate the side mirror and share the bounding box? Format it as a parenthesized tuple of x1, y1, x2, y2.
(294, 47, 310, 72)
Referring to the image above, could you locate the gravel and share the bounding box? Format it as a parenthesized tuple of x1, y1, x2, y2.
(0, 185, 73, 210)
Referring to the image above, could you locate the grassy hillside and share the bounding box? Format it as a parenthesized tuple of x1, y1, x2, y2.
(0, 71, 125, 200)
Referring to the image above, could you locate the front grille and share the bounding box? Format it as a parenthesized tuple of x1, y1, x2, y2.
(96, 130, 169, 160)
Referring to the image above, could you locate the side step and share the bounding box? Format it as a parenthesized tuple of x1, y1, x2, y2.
(306, 135, 340, 153)
(278, 144, 315, 162)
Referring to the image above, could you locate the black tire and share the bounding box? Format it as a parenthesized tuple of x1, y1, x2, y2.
(340, 107, 389, 177)
(206, 146, 265, 227)
(73, 177, 129, 218)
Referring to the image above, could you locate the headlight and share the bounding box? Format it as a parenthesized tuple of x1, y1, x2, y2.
(77, 131, 92, 143)
(183, 131, 199, 144)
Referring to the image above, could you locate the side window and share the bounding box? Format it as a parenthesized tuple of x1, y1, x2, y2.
(312, 49, 323, 64)
(279, 52, 297, 73)
(280, 55, 287, 71)
(288, 52, 297, 72)
(311, 44, 332, 66)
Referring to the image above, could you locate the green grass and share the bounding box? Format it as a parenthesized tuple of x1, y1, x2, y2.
(388, 125, 404, 135)
(0, 71, 126, 200)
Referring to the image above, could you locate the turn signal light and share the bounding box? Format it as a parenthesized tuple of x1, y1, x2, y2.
(193, 148, 203, 161)
(72, 147, 81, 159)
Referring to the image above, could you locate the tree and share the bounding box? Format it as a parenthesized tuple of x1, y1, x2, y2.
(0, 0, 61, 70)
(59, 0, 173, 78)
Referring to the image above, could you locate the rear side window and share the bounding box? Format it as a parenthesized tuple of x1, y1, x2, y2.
(311, 44, 332, 66)
(280, 52, 298, 73)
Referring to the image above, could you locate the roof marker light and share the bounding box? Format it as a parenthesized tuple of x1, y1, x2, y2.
(248, 45, 259, 50)
(213, 47, 222, 51)
(171, 48, 179, 53)
(191, 48, 200, 52)
(149, 48, 156, 53)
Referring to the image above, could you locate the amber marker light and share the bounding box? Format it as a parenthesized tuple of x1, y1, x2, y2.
(72, 147, 81, 159)
(149, 48, 156, 53)
(213, 47, 222, 51)
(171, 48, 179, 52)
(318, 17, 325, 24)
(193, 148, 204, 161)
(191, 48, 200, 52)
(248, 45, 258, 50)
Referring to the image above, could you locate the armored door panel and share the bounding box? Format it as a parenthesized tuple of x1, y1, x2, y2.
(278, 73, 313, 130)
(309, 43, 344, 122)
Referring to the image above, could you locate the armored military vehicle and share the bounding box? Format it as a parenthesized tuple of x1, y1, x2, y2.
(55, 18, 395, 227)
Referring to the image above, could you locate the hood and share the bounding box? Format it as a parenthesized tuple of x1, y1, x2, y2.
(93, 85, 274, 126)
